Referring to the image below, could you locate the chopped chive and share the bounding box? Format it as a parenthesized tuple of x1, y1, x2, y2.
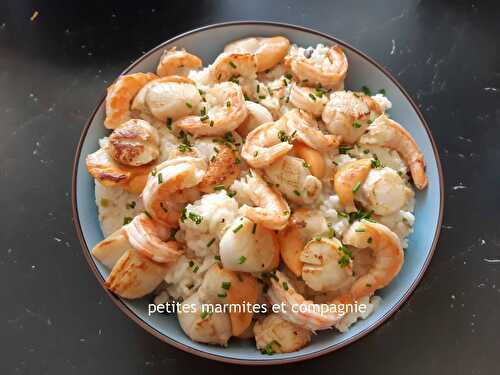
(339, 145, 353, 154)
(221, 281, 231, 290)
(193, 265, 199, 273)
(227, 190, 237, 198)
(238, 256, 247, 264)
(185, 102, 192, 108)
(352, 121, 362, 128)
(283, 78, 288, 87)
(213, 184, 225, 191)
(214, 255, 221, 261)
(207, 238, 216, 247)
(355, 228, 366, 232)
(157, 172, 163, 184)
(258, 95, 266, 100)
(160, 202, 168, 213)
(252, 223, 257, 234)
(123, 217, 133, 225)
(217, 292, 227, 298)
(200, 311, 209, 319)
(303, 162, 311, 169)
(293, 190, 301, 196)
(178, 143, 192, 153)
(361, 85, 372, 96)
(367, 237, 373, 244)
(366, 283, 372, 288)
(229, 60, 237, 68)
(378, 88, 386, 95)
(126, 201, 136, 209)
(166, 117, 173, 130)
(256, 84, 260, 93)
(188, 212, 203, 224)
(233, 224, 244, 233)
(313, 235, 321, 241)
(371, 158, 382, 168)
(200, 114, 209, 121)
(338, 255, 350, 267)
(188, 260, 194, 267)
(151, 168, 157, 176)
(285, 73, 293, 79)
(209, 120, 214, 127)
(235, 157, 241, 164)
(282, 282, 289, 291)
(254, 151, 259, 157)
(352, 181, 361, 193)
(144, 211, 152, 219)
(308, 93, 316, 101)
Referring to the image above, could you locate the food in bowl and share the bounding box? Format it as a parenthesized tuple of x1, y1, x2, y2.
(86, 35, 428, 355)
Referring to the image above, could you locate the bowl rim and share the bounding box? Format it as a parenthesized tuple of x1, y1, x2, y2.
(71, 20, 444, 365)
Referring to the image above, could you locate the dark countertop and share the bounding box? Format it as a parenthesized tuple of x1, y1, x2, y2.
(1, 0, 499, 373)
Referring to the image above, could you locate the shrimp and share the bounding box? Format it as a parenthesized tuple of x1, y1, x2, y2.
(285, 45, 348, 90)
(333, 158, 373, 213)
(105, 249, 170, 299)
(131, 75, 201, 122)
(300, 237, 354, 292)
(198, 144, 242, 193)
(357, 167, 414, 216)
(178, 292, 232, 346)
(104, 72, 157, 129)
(359, 114, 428, 189)
(263, 156, 322, 205)
(219, 216, 280, 273)
(282, 109, 342, 152)
(175, 82, 248, 136)
(105, 119, 160, 166)
(224, 36, 290, 72)
(197, 264, 261, 336)
(254, 314, 311, 354)
(124, 213, 181, 263)
(156, 47, 203, 77)
(340, 219, 404, 301)
(209, 52, 257, 82)
(292, 142, 325, 179)
(239, 169, 290, 230)
(241, 121, 293, 168)
(322, 91, 383, 144)
(278, 208, 329, 276)
(289, 84, 328, 117)
(142, 157, 207, 226)
(266, 271, 344, 331)
(237, 101, 273, 138)
(86, 148, 153, 194)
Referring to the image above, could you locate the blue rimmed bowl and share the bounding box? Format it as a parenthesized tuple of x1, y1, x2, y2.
(72, 21, 444, 365)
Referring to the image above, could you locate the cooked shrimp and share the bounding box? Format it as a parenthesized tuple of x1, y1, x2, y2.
(209, 52, 257, 82)
(278, 208, 329, 276)
(359, 114, 428, 189)
(131, 76, 201, 122)
(105, 249, 170, 299)
(219, 216, 280, 272)
(241, 121, 293, 168)
(197, 264, 260, 336)
(289, 84, 328, 117)
(124, 213, 181, 263)
(105, 119, 160, 166)
(142, 157, 207, 226)
(292, 142, 325, 179)
(282, 109, 341, 152)
(239, 169, 290, 230)
(237, 101, 273, 137)
(266, 271, 344, 330)
(333, 158, 373, 213)
(263, 155, 322, 205)
(178, 292, 232, 346)
(198, 144, 242, 193)
(286, 45, 348, 90)
(300, 237, 354, 292)
(340, 219, 404, 300)
(254, 314, 311, 354)
(104, 72, 157, 129)
(322, 91, 383, 144)
(224, 36, 290, 72)
(156, 47, 203, 77)
(357, 167, 414, 216)
(86, 148, 153, 194)
(175, 82, 248, 136)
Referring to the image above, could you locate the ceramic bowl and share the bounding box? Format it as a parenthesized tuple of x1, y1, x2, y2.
(72, 21, 444, 365)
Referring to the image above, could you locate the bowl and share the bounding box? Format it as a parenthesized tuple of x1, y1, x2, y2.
(72, 21, 444, 365)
